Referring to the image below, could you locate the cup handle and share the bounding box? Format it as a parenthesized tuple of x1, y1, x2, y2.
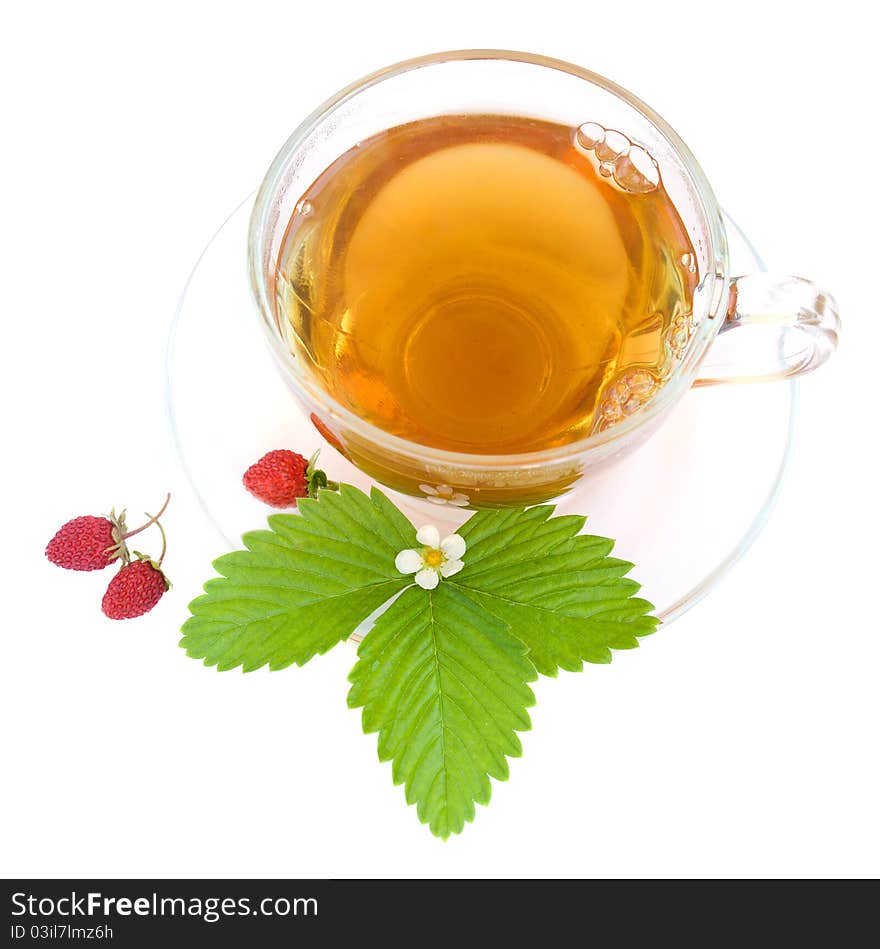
(693, 274, 840, 387)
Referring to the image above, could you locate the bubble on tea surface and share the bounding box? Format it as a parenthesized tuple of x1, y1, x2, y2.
(667, 312, 692, 360)
(592, 368, 661, 433)
(573, 122, 661, 194)
(576, 122, 605, 150)
(595, 129, 630, 162)
(612, 145, 660, 194)
(296, 199, 313, 216)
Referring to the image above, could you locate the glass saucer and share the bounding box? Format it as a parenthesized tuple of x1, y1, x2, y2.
(165, 199, 796, 624)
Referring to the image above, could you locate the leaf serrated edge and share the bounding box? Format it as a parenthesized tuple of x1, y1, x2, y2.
(346, 583, 536, 839)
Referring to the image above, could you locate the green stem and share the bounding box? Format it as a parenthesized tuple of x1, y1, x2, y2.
(155, 519, 167, 567)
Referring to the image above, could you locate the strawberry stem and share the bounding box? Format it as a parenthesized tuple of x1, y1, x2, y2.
(306, 450, 339, 497)
(155, 519, 167, 567)
(123, 493, 170, 540)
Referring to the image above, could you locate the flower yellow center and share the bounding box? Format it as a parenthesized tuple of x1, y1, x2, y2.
(424, 548, 444, 568)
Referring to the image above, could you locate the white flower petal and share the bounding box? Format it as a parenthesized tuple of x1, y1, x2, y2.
(439, 558, 464, 578)
(435, 484, 454, 499)
(440, 534, 466, 560)
(395, 549, 424, 574)
(426, 496, 447, 505)
(416, 524, 441, 548)
(419, 484, 439, 497)
(449, 495, 470, 507)
(414, 568, 440, 590)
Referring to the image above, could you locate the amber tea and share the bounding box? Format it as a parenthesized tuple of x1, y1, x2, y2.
(275, 115, 697, 454)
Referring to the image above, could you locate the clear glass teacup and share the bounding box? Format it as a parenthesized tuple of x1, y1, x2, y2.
(248, 50, 839, 508)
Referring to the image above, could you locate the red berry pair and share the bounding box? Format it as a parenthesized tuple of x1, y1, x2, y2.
(46, 494, 171, 620)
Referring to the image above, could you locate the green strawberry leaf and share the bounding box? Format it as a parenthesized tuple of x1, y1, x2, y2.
(180, 484, 415, 671)
(182, 484, 658, 836)
(347, 582, 536, 839)
(449, 507, 658, 676)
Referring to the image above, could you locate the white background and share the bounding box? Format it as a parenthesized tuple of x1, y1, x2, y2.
(2, 1, 877, 879)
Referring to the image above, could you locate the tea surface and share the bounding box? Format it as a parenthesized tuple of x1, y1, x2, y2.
(276, 115, 697, 453)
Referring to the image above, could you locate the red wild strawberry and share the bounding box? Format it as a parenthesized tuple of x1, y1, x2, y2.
(46, 515, 118, 571)
(45, 495, 170, 572)
(242, 449, 337, 508)
(102, 559, 170, 620)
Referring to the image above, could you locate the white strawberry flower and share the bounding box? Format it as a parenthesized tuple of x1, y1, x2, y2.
(395, 525, 466, 591)
(418, 483, 469, 507)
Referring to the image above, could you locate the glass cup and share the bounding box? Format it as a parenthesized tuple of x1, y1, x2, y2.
(248, 50, 839, 508)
